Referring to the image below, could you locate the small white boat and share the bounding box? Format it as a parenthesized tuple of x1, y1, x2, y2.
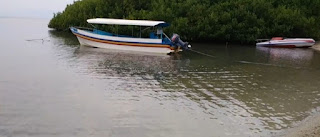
(256, 37, 315, 48)
(70, 18, 191, 54)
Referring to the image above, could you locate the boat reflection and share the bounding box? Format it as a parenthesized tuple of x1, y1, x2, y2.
(255, 47, 314, 67)
(75, 46, 189, 77)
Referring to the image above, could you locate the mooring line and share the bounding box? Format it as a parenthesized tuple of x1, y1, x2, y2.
(187, 49, 312, 70)
(237, 60, 311, 70)
(189, 49, 215, 58)
(26, 37, 50, 42)
(238, 61, 276, 66)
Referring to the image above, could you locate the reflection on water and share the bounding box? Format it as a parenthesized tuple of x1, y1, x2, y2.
(1, 18, 320, 137)
(256, 47, 315, 68)
(49, 30, 320, 136)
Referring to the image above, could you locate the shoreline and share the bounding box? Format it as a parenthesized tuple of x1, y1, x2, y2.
(282, 113, 320, 137)
(312, 42, 320, 51)
(283, 43, 320, 137)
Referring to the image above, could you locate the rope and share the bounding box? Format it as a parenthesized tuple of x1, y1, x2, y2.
(26, 37, 50, 42)
(237, 61, 312, 70)
(163, 33, 172, 42)
(189, 49, 215, 58)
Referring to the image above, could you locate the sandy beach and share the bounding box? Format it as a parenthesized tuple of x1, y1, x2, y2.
(312, 43, 320, 51)
(282, 113, 320, 137)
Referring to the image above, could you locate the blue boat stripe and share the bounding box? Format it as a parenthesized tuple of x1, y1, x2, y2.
(72, 30, 167, 45)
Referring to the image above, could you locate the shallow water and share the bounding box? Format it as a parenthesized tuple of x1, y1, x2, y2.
(1, 18, 320, 137)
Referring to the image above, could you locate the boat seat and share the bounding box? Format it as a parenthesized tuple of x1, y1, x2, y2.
(149, 32, 158, 39)
(162, 37, 172, 45)
(93, 29, 113, 36)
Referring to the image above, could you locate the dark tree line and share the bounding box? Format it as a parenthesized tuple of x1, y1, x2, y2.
(48, 0, 320, 43)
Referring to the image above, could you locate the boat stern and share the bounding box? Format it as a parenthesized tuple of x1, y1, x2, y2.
(171, 34, 191, 51)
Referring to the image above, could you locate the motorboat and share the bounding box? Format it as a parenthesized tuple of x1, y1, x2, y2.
(70, 18, 191, 54)
(256, 37, 315, 48)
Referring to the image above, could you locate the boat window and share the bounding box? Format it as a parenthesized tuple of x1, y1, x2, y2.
(90, 24, 163, 39)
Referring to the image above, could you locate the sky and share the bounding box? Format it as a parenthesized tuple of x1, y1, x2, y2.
(0, 0, 74, 18)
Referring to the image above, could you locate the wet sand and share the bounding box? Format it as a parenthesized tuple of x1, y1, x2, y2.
(312, 43, 320, 51)
(283, 114, 320, 137)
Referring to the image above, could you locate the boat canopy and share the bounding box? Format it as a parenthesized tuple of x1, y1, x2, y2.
(87, 18, 170, 27)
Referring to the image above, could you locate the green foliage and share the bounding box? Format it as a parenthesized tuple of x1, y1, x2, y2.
(49, 0, 320, 43)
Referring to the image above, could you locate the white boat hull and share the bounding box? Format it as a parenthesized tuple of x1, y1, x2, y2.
(76, 36, 174, 54)
(71, 28, 175, 54)
(256, 38, 315, 48)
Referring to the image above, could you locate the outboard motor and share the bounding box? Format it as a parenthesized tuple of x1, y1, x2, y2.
(171, 34, 191, 50)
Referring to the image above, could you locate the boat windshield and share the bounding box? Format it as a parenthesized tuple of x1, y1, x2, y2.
(271, 37, 284, 40)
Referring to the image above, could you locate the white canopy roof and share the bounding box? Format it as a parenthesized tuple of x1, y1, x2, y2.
(87, 18, 168, 27)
